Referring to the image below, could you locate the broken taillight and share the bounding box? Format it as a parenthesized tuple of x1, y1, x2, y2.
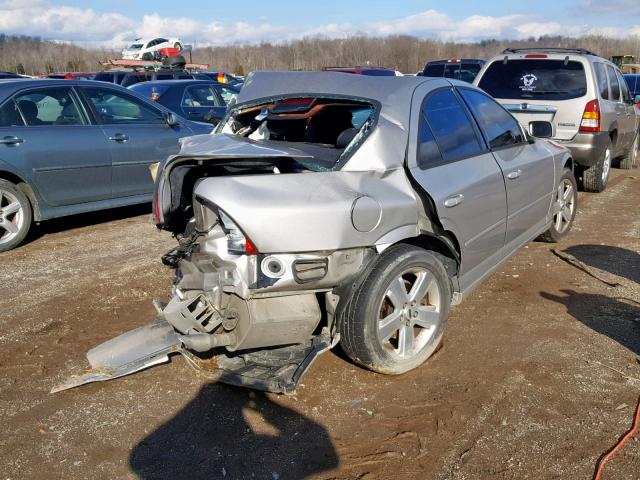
(218, 210, 258, 256)
(579, 99, 600, 133)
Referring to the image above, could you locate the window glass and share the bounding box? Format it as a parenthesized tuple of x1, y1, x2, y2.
(83, 87, 164, 124)
(594, 63, 609, 100)
(459, 63, 483, 83)
(606, 64, 621, 101)
(417, 116, 442, 169)
(14, 87, 86, 126)
(182, 86, 220, 107)
(478, 59, 587, 100)
(459, 89, 524, 149)
(443, 63, 460, 79)
(616, 70, 631, 103)
(129, 83, 171, 101)
(423, 64, 444, 77)
(216, 86, 237, 104)
(0, 100, 25, 127)
(420, 89, 483, 165)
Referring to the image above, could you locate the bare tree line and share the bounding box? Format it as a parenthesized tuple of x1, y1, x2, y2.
(1, 33, 639, 76)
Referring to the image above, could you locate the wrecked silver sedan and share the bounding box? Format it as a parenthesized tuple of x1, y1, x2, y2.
(56, 72, 577, 394)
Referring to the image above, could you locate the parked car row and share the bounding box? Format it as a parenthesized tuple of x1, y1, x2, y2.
(0, 79, 213, 251)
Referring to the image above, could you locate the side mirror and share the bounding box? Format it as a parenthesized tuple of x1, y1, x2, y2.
(164, 111, 180, 127)
(529, 120, 554, 139)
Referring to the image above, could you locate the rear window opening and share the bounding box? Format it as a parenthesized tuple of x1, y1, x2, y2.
(478, 59, 587, 101)
(219, 96, 377, 171)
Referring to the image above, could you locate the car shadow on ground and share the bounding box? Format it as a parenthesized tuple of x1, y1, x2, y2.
(562, 244, 639, 284)
(28, 203, 152, 241)
(129, 383, 338, 480)
(541, 289, 640, 356)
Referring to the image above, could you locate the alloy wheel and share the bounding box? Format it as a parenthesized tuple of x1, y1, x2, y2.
(377, 267, 442, 359)
(553, 178, 576, 234)
(0, 188, 24, 246)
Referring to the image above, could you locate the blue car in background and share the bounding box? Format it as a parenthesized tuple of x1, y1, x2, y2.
(129, 80, 239, 125)
(624, 74, 640, 105)
(0, 79, 212, 252)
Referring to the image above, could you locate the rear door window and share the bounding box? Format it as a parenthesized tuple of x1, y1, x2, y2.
(594, 63, 609, 100)
(14, 87, 87, 126)
(182, 85, 221, 107)
(459, 88, 524, 150)
(606, 64, 621, 101)
(418, 89, 484, 168)
(478, 59, 587, 100)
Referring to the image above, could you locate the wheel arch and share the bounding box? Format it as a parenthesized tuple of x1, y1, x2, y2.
(399, 232, 460, 279)
(0, 170, 41, 221)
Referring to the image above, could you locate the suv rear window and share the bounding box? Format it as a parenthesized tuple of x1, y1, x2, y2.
(478, 59, 587, 100)
(423, 62, 483, 83)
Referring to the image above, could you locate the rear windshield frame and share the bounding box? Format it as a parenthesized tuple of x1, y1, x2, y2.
(217, 93, 381, 172)
(478, 59, 588, 101)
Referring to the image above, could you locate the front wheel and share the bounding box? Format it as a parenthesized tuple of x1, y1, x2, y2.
(0, 179, 32, 252)
(339, 244, 451, 375)
(619, 131, 639, 170)
(539, 169, 577, 243)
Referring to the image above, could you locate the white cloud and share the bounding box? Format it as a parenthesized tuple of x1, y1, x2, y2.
(0, 1, 637, 48)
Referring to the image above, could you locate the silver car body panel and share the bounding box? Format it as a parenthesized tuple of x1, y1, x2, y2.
(193, 168, 420, 253)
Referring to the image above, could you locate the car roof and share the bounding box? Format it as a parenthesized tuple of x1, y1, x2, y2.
(426, 59, 485, 65)
(0, 78, 133, 93)
(131, 79, 232, 88)
(236, 71, 448, 130)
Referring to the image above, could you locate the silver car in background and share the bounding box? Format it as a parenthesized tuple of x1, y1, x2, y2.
(57, 72, 577, 394)
(475, 48, 640, 192)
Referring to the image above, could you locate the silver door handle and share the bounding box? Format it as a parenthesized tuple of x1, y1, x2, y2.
(0, 136, 24, 145)
(444, 194, 464, 208)
(108, 133, 129, 142)
(507, 169, 522, 180)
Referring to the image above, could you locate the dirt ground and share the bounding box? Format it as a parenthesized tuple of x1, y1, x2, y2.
(1, 169, 639, 480)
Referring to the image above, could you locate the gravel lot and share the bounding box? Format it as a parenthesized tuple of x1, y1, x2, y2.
(1, 169, 639, 480)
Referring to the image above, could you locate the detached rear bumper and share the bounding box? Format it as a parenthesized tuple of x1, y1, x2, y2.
(556, 132, 609, 167)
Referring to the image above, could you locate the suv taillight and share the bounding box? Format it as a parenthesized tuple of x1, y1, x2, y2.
(579, 99, 600, 133)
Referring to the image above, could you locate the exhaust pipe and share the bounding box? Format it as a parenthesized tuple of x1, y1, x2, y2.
(178, 332, 234, 352)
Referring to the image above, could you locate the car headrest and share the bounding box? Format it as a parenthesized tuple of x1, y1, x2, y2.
(336, 128, 359, 148)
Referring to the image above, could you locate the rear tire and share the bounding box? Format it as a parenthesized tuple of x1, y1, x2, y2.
(582, 139, 612, 192)
(338, 244, 451, 375)
(619, 131, 639, 170)
(0, 179, 32, 252)
(539, 169, 577, 243)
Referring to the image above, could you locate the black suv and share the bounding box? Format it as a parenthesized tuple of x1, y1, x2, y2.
(421, 59, 486, 83)
(93, 70, 195, 88)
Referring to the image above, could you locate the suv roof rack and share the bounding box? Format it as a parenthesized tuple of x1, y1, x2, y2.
(502, 47, 599, 56)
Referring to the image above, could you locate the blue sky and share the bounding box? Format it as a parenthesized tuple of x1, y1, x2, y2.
(0, 0, 638, 47)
